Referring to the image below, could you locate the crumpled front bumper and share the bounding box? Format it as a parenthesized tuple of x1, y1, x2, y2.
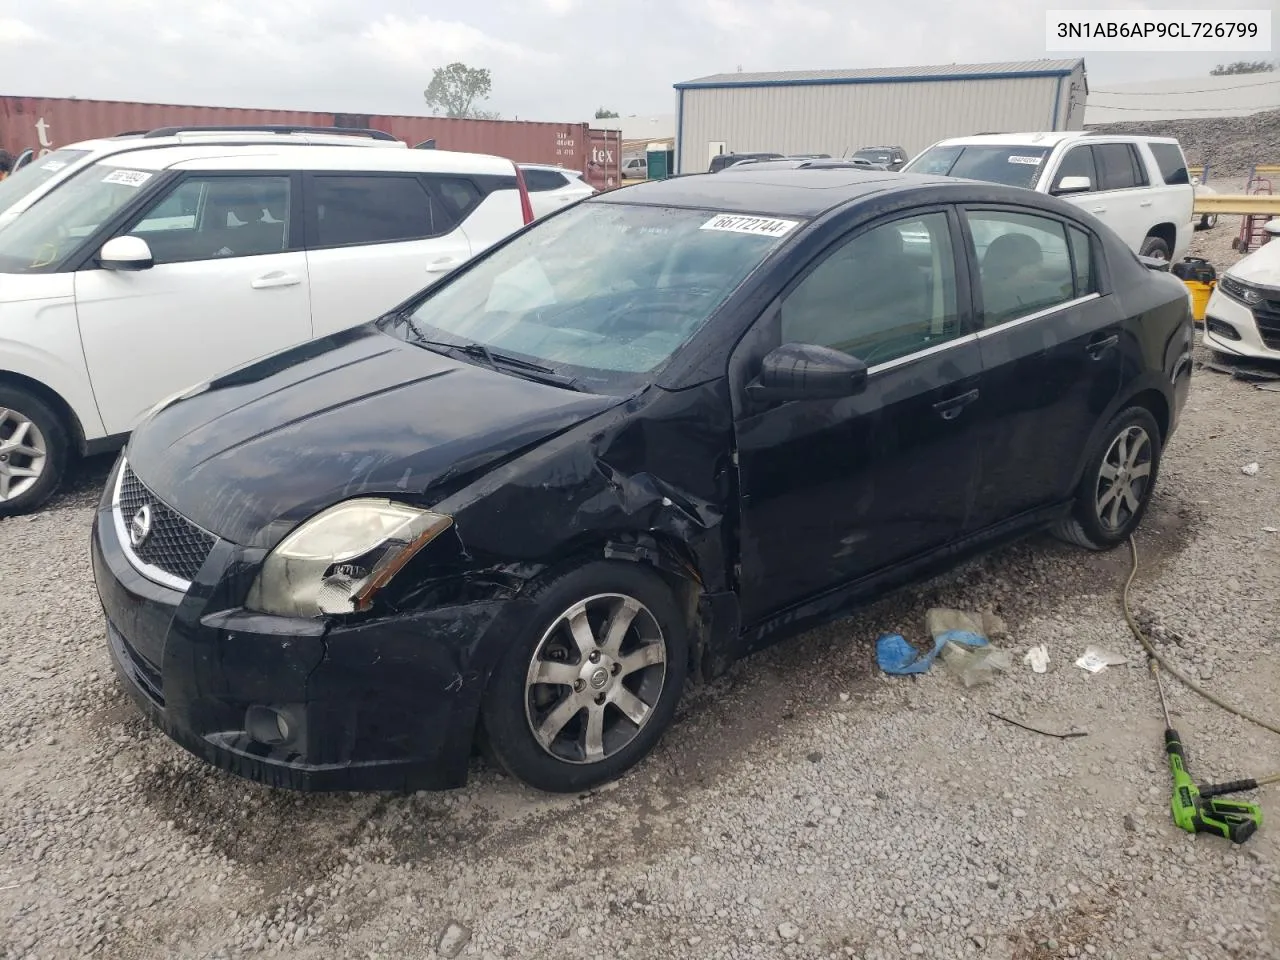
(91, 482, 520, 792)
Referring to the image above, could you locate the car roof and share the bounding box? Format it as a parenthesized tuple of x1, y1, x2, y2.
(594, 169, 952, 218)
(93, 144, 516, 175)
(53, 131, 406, 158)
(721, 158, 885, 172)
(927, 131, 1179, 149)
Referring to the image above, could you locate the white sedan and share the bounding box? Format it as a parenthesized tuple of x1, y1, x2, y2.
(518, 164, 597, 219)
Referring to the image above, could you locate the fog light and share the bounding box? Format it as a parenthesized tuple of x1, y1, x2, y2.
(245, 705, 292, 745)
(1205, 317, 1241, 342)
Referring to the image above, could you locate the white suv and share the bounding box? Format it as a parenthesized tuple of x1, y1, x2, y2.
(903, 132, 1194, 263)
(0, 142, 534, 514)
(0, 125, 407, 230)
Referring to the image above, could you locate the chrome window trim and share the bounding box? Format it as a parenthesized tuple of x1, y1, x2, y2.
(861, 293, 1102, 376)
(975, 293, 1102, 339)
(866, 332, 979, 376)
(110, 458, 197, 593)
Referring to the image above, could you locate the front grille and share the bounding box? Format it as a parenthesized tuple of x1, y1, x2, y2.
(114, 463, 216, 585)
(1253, 299, 1280, 351)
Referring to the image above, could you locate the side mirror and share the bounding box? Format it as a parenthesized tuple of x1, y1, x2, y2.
(1053, 175, 1092, 195)
(746, 342, 868, 403)
(99, 235, 153, 271)
(1264, 218, 1280, 237)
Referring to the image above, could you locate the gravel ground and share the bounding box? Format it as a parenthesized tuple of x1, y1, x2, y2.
(2, 356, 1279, 959)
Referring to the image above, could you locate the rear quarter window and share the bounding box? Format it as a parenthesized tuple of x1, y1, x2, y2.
(1147, 142, 1190, 185)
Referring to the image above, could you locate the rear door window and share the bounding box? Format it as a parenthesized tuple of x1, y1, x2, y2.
(309, 174, 449, 248)
(1093, 143, 1147, 191)
(965, 210, 1076, 327)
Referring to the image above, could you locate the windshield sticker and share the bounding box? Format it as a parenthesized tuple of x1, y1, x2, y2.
(700, 214, 799, 238)
(40, 160, 68, 172)
(1007, 155, 1044, 165)
(101, 169, 153, 187)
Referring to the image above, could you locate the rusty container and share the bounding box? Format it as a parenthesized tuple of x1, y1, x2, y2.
(584, 128, 623, 191)
(0, 96, 605, 179)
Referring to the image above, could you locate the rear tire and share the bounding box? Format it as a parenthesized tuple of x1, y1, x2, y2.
(1053, 406, 1162, 551)
(0, 385, 69, 518)
(1199, 213, 1218, 231)
(1139, 235, 1171, 261)
(480, 561, 688, 793)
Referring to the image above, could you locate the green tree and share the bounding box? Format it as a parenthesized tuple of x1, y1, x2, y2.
(594, 107, 620, 119)
(1210, 60, 1274, 75)
(424, 63, 495, 119)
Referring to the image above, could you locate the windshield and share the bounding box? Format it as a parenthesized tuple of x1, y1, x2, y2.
(0, 149, 91, 217)
(903, 144, 1051, 189)
(393, 202, 797, 392)
(0, 163, 159, 273)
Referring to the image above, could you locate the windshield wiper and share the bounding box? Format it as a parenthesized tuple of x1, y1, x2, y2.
(382, 307, 429, 343)
(418, 338, 583, 391)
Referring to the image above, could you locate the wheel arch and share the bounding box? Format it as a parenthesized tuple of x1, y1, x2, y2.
(0, 370, 88, 455)
(1145, 222, 1177, 254)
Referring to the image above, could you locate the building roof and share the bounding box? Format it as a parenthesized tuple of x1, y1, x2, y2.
(675, 59, 1084, 90)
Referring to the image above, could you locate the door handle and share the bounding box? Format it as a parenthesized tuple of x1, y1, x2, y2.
(932, 388, 979, 421)
(251, 271, 301, 289)
(1139, 200, 1153, 208)
(425, 257, 460, 274)
(1087, 334, 1119, 359)
(1091, 207, 1107, 214)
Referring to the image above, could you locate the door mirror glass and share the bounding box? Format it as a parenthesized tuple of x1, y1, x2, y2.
(99, 235, 154, 271)
(747, 343, 868, 402)
(1053, 175, 1092, 195)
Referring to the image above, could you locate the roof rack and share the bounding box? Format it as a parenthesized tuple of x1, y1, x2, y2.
(121, 125, 400, 141)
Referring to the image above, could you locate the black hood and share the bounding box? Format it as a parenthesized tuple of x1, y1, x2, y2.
(125, 325, 624, 549)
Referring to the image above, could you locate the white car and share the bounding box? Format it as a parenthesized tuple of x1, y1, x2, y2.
(517, 163, 596, 218)
(0, 143, 534, 514)
(0, 125, 407, 230)
(903, 132, 1195, 263)
(1202, 219, 1280, 362)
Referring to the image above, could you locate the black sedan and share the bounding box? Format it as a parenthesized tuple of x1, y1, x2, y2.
(91, 168, 1194, 794)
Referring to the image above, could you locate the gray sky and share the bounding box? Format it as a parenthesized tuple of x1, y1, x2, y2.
(1, 0, 1275, 122)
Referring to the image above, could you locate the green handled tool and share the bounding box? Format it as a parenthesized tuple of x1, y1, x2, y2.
(1151, 660, 1262, 845)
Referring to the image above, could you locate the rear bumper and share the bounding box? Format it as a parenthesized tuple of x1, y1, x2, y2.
(92, 489, 514, 792)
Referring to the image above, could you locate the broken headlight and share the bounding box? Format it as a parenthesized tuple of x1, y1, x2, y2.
(245, 499, 453, 618)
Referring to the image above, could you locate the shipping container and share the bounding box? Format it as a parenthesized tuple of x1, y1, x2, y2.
(0, 95, 621, 181)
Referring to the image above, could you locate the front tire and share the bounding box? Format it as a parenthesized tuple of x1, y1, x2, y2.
(1053, 407, 1162, 551)
(481, 561, 688, 793)
(1139, 235, 1171, 261)
(0, 386, 69, 518)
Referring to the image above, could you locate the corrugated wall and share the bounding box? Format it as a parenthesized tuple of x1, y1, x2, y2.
(677, 76, 1065, 173)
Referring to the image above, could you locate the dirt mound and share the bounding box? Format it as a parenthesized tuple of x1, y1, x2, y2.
(1086, 108, 1280, 179)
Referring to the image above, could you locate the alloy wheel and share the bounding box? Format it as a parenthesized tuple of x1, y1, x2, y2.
(0, 408, 47, 502)
(1094, 425, 1153, 533)
(524, 593, 668, 765)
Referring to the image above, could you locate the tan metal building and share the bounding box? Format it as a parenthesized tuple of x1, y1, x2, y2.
(673, 58, 1087, 174)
